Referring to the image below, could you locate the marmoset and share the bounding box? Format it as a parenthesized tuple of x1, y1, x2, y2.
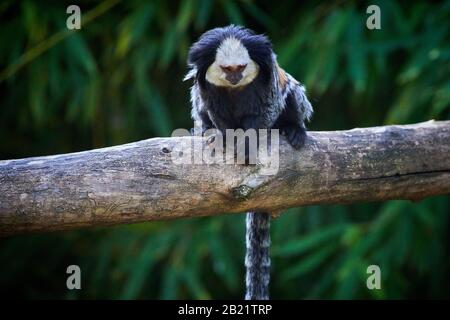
(185, 25, 313, 300)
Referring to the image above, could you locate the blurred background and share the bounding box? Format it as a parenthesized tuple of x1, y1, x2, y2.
(0, 0, 449, 299)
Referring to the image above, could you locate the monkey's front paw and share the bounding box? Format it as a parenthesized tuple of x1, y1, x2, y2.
(282, 125, 307, 149)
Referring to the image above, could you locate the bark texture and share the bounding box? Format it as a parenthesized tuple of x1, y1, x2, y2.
(0, 120, 449, 236)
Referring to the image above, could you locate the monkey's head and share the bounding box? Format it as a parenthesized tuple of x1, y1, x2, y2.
(185, 25, 274, 88)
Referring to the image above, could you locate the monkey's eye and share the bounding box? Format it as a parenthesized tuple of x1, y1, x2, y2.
(220, 64, 247, 73)
(220, 65, 233, 73)
(236, 64, 247, 72)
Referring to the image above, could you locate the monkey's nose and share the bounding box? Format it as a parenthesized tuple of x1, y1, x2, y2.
(220, 64, 246, 85)
(226, 72, 243, 85)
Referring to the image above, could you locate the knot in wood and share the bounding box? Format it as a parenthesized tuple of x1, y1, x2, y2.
(232, 185, 253, 200)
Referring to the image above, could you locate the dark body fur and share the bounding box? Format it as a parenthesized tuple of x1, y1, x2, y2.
(185, 25, 313, 300)
(186, 25, 313, 148)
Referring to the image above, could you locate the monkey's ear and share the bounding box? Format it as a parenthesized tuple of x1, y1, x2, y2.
(183, 67, 197, 81)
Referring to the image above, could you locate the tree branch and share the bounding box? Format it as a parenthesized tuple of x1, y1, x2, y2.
(1, 120, 449, 236)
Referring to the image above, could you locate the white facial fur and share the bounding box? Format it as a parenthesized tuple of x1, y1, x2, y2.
(205, 37, 259, 88)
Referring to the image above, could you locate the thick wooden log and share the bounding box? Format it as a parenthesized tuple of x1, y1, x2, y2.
(0, 120, 449, 236)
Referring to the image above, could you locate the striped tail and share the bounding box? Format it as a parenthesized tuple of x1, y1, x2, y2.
(245, 211, 270, 300)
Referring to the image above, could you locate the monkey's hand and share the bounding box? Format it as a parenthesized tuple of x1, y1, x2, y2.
(281, 125, 307, 149)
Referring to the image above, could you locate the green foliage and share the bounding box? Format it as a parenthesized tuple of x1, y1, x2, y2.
(0, 0, 449, 299)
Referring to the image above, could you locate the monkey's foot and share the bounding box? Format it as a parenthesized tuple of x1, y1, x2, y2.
(282, 125, 306, 149)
